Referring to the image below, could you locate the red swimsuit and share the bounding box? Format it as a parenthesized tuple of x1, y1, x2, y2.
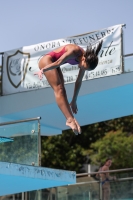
(46, 45, 83, 65)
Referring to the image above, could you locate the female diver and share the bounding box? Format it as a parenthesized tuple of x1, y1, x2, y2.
(34, 41, 103, 135)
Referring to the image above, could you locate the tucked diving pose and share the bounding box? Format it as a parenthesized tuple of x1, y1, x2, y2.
(34, 41, 103, 135)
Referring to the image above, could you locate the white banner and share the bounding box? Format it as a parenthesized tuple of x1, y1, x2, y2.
(2, 24, 123, 95)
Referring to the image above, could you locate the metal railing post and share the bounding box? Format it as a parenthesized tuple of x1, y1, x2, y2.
(121, 26, 124, 72)
(25, 192, 28, 200)
(38, 119, 41, 166)
(54, 187, 57, 200)
(50, 188, 53, 200)
(0, 53, 4, 96)
(37, 190, 42, 200)
(99, 177, 103, 200)
(22, 192, 24, 200)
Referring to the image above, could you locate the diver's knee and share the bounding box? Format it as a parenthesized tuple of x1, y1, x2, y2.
(54, 84, 66, 96)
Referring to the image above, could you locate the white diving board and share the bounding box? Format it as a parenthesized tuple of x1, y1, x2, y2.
(0, 162, 76, 196)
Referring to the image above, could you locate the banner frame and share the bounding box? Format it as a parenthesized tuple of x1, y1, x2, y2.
(121, 26, 124, 72)
(0, 52, 4, 96)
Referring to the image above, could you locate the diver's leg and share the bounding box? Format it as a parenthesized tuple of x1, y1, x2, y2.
(57, 67, 81, 134)
(39, 56, 81, 134)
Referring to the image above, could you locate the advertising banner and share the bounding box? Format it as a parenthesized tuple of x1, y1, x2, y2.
(2, 24, 123, 95)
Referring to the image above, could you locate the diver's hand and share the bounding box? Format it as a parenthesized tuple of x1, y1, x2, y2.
(34, 69, 43, 80)
(70, 101, 78, 114)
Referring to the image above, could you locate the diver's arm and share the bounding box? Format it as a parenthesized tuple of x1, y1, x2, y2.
(70, 68, 85, 114)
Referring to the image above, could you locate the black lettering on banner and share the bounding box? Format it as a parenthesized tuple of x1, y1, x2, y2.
(61, 67, 65, 73)
(100, 41, 117, 57)
(42, 80, 49, 86)
(66, 77, 69, 82)
(85, 73, 88, 80)
(112, 66, 121, 74)
(34, 41, 62, 52)
(72, 65, 78, 71)
(62, 40, 67, 44)
(95, 71, 100, 77)
(89, 69, 108, 79)
(89, 72, 95, 79)
(34, 45, 39, 51)
(112, 68, 116, 73)
(26, 83, 32, 89)
(100, 50, 104, 57)
(26, 81, 44, 89)
(73, 39, 78, 44)
(67, 39, 72, 43)
(111, 28, 114, 33)
(98, 60, 113, 65)
(66, 76, 73, 82)
(70, 76, 73, 82)
(41, 44, 45, 50)
(95, 33, 101, 40)
(101, 69, 107, 75)
(52, 42, 56, 48)
(46, 43, 51, 49)
(37, 82, 42, 88)
(32, 82, 37, 88)
(75, 75, 78, 79)
(108, 60, 112, 64)
(83, 37, 88, 43)
(83, 71, 89, 80)
(79, 38, 83, 44)
(101, 32, 106, 38)
(105, 41, 113, 56)
(57, 42, 61, 47)
(117, 66, 121, 71)
(89, 35, 95, 42)
(109, 48, 115, 55)
(107, 29, 111, 34)
(61, 65, 78, 74)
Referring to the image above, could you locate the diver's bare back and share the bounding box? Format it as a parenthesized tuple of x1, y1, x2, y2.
(54, 44, 84, 54)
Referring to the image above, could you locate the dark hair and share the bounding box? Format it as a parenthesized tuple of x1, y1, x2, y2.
(100, 157, 112, 167)
(105, 157, 112, 163)
(84, 40, 103, 70)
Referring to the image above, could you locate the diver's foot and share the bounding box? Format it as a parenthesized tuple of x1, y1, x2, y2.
(66, 118, 81, 135)
(74, 118, 81, 134)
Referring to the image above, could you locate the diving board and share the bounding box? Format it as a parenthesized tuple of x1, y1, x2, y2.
(0, 162, 76, 196)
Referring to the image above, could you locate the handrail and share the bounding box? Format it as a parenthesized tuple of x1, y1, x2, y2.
(0, 117, 41, 126)
(68, 177, 133, 186)
(77, 167, 133, 177)
(124, 53, 133, 57)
